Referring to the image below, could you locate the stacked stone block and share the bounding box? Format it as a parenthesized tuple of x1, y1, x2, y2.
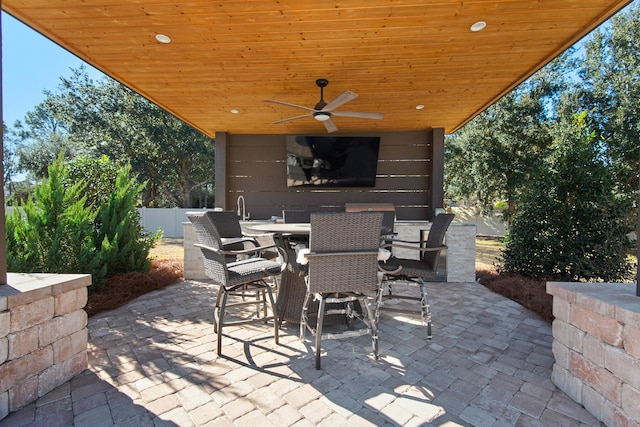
(0, 273, 91, 421)
(547, 282, 640, 426)
(442, 222, 476, 283)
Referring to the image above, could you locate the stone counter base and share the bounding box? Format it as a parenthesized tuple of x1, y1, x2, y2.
(0, 273, 91, 421)
(547, 282, 640, 426)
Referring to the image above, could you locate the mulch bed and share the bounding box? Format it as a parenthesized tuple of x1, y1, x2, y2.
(85, 259, 184, 317)
(476, 265, 553, 322)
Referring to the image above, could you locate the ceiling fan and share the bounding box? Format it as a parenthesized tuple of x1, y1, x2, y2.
(265, 78, 384, 133)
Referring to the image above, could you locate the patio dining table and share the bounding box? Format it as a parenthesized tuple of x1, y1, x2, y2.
(247, 223, 311, 323)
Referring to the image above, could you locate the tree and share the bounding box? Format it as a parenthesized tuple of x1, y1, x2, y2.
(579, 3, 640, 197)
(65, 154, 122, 208)
(3, 122, 17, 188)
(500, 112, 634, 282)
(10, 67, 216, 207)
(444, 56, 569, 217)
(11, 94, 87, 178)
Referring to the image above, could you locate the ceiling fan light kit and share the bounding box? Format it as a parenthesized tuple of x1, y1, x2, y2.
(265, 78, 384, 133)
(313, 112, 331, 121)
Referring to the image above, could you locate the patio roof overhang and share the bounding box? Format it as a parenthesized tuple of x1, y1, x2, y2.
(1, 0, 633, 138)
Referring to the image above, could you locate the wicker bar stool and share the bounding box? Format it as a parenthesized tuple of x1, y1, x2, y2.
(300, 211, 384, 369)
(187, 212, 286, 355)
(378, 213, 454, 338)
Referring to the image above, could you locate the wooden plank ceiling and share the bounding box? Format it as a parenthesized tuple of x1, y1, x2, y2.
(3, 0, 632, 137)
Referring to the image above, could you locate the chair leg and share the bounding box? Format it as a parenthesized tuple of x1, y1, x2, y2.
(213, 286, 225, 333)
(260, 288, 267, 319)
(300, 292, 312, 341)
(346, 299, 355, 330)
(373, 285, 385, 358)
(265, 286, 279, 345)
(315, 297, 326, 370)
(418, 280, 432, 339)
(359, 295, 379, 360)
(217, 289, 229, 355)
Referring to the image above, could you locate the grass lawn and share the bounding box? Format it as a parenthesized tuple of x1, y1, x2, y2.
(149, 237, 184, 260)
(475, 236, 504, 269)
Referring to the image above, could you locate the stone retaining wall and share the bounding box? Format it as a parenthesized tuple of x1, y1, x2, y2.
(547, 282, 640, 426)
(0, 273, 91, 421)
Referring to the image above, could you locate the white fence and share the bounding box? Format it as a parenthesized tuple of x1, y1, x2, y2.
(137, 207, 209, 238)
(450, 207, 507, 237)
(5, 206, 507, 239)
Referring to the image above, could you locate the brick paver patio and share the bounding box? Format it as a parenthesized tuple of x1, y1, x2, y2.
(0, 279, 602, 426)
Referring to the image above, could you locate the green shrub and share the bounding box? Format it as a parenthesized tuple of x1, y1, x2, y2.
(6, 158, 106, 285)
(93, 164, 160, 278)
(500, 113, 635, 282)
(6, 156, 160, 291)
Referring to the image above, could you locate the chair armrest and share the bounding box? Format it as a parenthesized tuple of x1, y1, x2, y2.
(194, 242, 280, 257)
(305, 250, 380, 259)
(221, 236, 260, 247)
(242, 231, 273, 238)
(381, 235, 422, 244)
(380, 242, 447, 254)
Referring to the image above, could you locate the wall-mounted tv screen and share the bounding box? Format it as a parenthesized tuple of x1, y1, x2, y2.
(286, 135, 381, 188)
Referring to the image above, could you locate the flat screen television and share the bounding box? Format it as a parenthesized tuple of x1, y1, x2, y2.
(286, 135, 381, 188)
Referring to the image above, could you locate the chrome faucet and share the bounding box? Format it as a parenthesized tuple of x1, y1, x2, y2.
(236, 195, 249, 221)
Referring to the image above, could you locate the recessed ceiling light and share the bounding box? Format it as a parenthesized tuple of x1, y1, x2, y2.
(230, 109, 239, 114)
(470, 21, 487, 32)
(155, 34, 171, 44)
(416, 104, 425, 110)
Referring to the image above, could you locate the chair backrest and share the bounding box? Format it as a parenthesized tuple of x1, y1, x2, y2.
(380, 211, 396, 235)
(282, 209, 311, 223)
(344, 203, 395, 236)
(422, 213, 455, 270)
(186, 211, 228, 285)
(306, 212, 383, 294)
(203, 211, 244, 251)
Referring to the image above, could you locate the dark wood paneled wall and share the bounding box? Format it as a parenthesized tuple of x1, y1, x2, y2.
(215, 129, 444, 221)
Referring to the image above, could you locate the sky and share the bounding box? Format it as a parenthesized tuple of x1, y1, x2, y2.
(2, 12, 105, 127)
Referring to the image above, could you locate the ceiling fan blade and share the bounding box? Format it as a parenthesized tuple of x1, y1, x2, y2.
(265, 99, 316, 112)
(323, 118, 339, 133)
(272, 113, 313, 124)
(331, 111, 384, 120)
(322, 90, 358, 112)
